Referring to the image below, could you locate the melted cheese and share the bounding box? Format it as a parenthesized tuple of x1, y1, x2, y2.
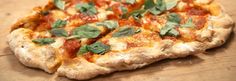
(108, 38, 127, 51)
(50, 38, 65, 48)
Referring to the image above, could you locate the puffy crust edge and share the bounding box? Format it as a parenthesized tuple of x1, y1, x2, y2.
(7, 28, 61, 73)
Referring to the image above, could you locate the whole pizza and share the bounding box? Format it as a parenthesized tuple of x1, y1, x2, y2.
(7, 0, 234, 80)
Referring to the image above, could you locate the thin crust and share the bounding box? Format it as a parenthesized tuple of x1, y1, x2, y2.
(7, 0, 234, 80)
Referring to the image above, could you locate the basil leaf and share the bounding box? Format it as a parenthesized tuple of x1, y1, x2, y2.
(147, 0, 166, 15)
(53, 0, 65, 10)
(129, 9, 146, 21)
(96, 20, 119, 30)
(87, 42, 110, 54)
(75, 3, 97, 15)
(112, 27, 136, 37)
(166, 0, 178, 10)
(77, 45, 89, 55)
(52, 19, 67, 28)
(32, 38, 55, 45)
(135, 29, 142, 33)
(126, 0, 136, 4)
(167, 13, 181, 24)
(72, 25, 101, 38)
(181, 18, 195, 28)
(160, 22, 178, 36)
(50, 28, 68, 37)
(120, 6, 128, 15)
(144, 0, 156, 9)
(167, 28, 179, 37)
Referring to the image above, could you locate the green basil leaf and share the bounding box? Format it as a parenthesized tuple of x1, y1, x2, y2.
(167, 28, 179, 37)
(147, 0, 166, 15)
(32, 38, 55, 45)
(72, 25, 101, 38)
(120, 6, 128, 15)
(50, 28, 68, 37)
(167, 13, 181, 24)
(166, 0, 178, 10)
(126, 0, 136, 4)
(77, 45, 89, 55)
(96, 20, 119, 30)
(52, 19, 67, 28)
(75, 3, 97, 15)
(112, 26, 136, 37)
(144, 0, 156, 9)
(160, 22, 178, 36)
(129, 9, 146, 21)
(87, 42, 110, 54)
(181, 18, 195, 28)
(53, 0, 65, 10)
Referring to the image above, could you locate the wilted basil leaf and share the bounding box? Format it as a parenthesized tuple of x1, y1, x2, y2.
(120, 6, 128, 15)
(181, 18, 195, 28)
(75, 3, 97, 15)
(52, 19, 67, 28)
(71, 25, 101, 38)
(32, 38, 55, 45)
(50, 28, 68, 37)
(160, 22, 179, 36)
(77, 45, 89, 55)
(129, 9, 146, 21)
(166, 0, 178, 10)
(87, 42, 110, 54)
(144, 0, 156, 9)
(53, 0, 65, 10)
(96, 20, 119, 30)
(112, 26, 136, 37)
(167, 13, 181, 24)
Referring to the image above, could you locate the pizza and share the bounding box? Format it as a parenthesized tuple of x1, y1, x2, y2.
(7, 0, 234, 80)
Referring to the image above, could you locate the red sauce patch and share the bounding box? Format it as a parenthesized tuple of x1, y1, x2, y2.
(195, 16, 207, 30)
(68, 13, 98, 26)
(63, 39, 81, 58)
(187, 7, 208, 16)
(35, 14, 54, 31)
(83, 52, 94, 62)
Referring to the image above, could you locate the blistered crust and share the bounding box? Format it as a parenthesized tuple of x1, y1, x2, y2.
(7, 28, 61, 73)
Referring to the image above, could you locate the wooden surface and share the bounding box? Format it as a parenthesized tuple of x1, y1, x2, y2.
(0, 0, 236, 81)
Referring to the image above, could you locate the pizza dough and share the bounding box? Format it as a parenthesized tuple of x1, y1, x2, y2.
(7, 0, 234, 80)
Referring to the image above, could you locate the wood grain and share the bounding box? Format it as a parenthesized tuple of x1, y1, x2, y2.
(0, 0, 235, 81)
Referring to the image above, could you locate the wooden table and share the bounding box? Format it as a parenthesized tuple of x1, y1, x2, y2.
(0, 0, 235, 81)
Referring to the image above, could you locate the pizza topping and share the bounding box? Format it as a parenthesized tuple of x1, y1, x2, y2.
(120, 5, 128, 16)
(181, 18, 195, 28)
(129, 9, 146, 21)
(96, 20, 119, 30)
(166, 0, 178, 10)
(75, 3, 98, 15)
(112, 26, 139, 37)
(145, 0, 166, 15)
(71, 25, 101, 39)
(167, 13, 181, 24)
(64, 39, 81, 58)
(53, 0, 65, 10)
(51, 19, 67, 28)
(125, 0, 136, 4)
(160, 22, 179, 37)
(32, 38, 55, 45)
(77, 45, 89, 55)
(50, 28, 68, 37)
(78, 42, 110, 55)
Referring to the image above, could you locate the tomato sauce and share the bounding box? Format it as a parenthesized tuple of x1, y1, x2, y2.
(63, 39, 81, 58)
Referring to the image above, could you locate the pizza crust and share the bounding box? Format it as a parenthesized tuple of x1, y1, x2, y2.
(7, 28, 61, 73)
(7, 0, 234, 80)
(56, 1, 234, 80)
